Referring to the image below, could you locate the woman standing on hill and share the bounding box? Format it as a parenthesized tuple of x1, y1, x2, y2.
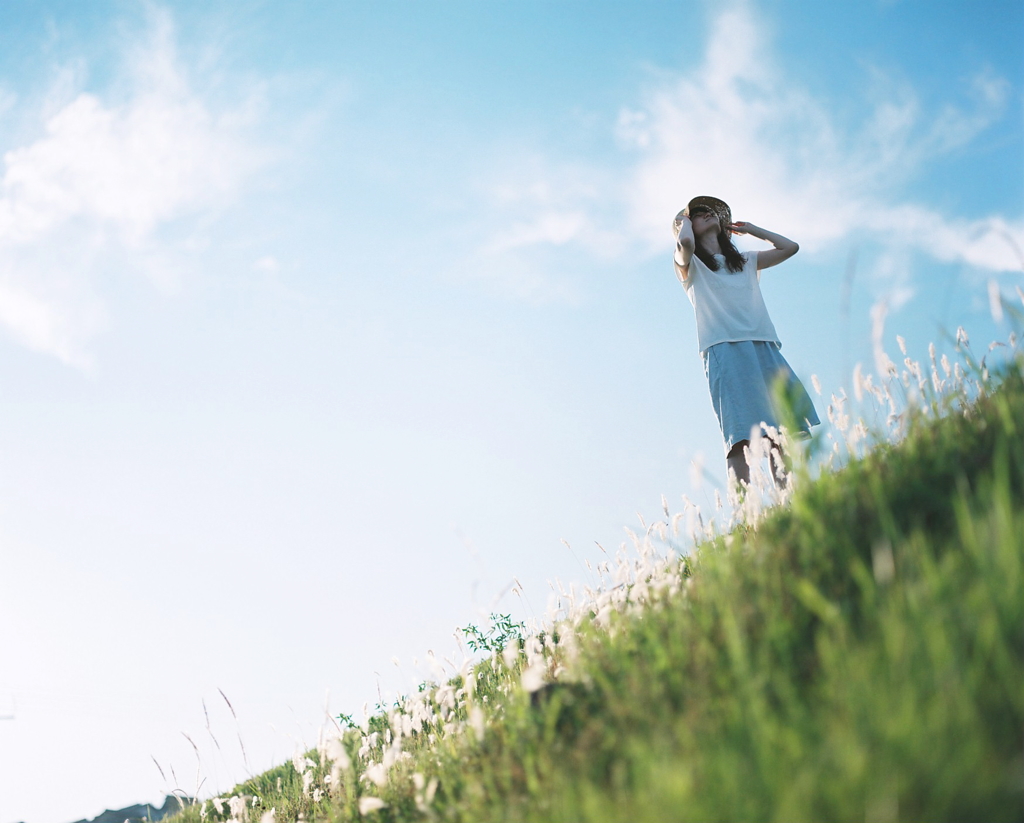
(673, 195, 819, 487)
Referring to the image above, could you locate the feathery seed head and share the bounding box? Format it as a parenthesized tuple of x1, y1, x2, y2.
(521, 663, 546, 692)
(358, 797, 387, 815)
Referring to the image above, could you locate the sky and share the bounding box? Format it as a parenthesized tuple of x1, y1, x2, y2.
(0, 1, 1021, 820)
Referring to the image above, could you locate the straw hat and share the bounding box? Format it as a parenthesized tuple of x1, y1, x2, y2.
(672, 195, 733, 237)
(685, 195, 732, 227)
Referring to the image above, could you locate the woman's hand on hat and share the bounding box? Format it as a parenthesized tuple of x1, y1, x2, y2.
(729, 221, 755, 235)
(674, 212, 693, 244)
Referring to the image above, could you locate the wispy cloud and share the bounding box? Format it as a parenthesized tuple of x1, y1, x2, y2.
(470, 2, 1020, 299)
(619, 4, 1021, 285)
(0, 6, 265, 366)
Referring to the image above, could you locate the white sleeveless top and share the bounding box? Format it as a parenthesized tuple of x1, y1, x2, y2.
(682, 251, 780, 353)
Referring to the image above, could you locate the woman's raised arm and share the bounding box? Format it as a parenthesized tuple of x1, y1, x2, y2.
(674, 212, 695, 282)
(730, 222, 799, 270)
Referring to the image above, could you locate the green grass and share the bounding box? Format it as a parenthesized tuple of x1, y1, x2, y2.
(169, 358, 1024, 823)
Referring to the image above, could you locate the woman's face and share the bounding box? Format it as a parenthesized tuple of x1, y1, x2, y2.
(690, 209, 720, 236)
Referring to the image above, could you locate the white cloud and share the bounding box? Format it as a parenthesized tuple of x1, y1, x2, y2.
(0, 6, 265, 366)
(618, 4, 1020, 265)
(470, 1, 1021, 298)
(0, 272, 105, 368)
(445, 156, 627, 303)
(483, 209, 588, 255)
(479, 156, 626, 260)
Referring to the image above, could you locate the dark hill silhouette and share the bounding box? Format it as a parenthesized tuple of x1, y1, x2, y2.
(69, 796, 189, 823)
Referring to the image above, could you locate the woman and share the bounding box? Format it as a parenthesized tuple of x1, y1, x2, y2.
(673, 195, 819, 486)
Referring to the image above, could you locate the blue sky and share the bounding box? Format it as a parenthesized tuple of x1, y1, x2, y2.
(0, 2, 1021, 820)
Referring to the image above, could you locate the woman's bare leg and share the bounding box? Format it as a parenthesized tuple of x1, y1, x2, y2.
(729, 437, 789, 489)
(727, 440, 750, 487)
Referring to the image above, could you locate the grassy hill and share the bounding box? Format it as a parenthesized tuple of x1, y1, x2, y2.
(169, 354, 1024, 823)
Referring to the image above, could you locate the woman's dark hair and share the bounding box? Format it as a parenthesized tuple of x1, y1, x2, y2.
(690, 208, 745, 273)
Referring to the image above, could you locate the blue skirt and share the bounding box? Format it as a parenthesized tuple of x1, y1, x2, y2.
(702, 340, 820, 453)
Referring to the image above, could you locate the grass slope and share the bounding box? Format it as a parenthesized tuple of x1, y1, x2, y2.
(172, 365, 1024, 823)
